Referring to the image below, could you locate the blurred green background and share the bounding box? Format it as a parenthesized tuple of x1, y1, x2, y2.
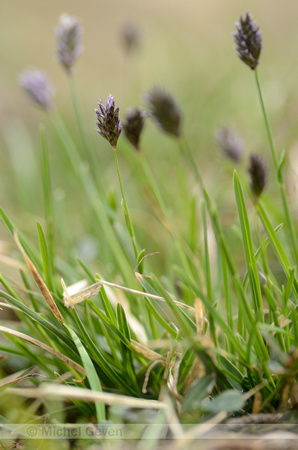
(1, 0, 298, 275)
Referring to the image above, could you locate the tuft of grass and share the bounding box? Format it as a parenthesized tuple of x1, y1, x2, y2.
(0, 8, 297, 447)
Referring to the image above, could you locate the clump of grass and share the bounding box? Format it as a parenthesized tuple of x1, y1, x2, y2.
(0, 9, 297, 447)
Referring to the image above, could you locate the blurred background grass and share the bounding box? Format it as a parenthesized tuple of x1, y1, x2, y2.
(1, 0, 298, 276)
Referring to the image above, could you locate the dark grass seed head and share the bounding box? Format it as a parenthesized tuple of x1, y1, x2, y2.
(233, 12, 262, 70)
(248, 153, 268, 197)
(120, 21, 140, 54)
(18, 68, 54, 110)
(145, 86, 182, 138)
(95, 95, 122, 148)
(56, 13, 83, 75)
(123, 107, 145, 151)
(216, 127, 244, 163)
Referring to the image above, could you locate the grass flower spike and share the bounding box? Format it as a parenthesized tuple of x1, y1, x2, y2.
(233, 12, 262, 70)
(95, 95, 122, 149)
(145, 86, 182, 137)
(19, 68, 54, 110)
(247, 153, 267, 197)
(216, 127, 244, 163)
(123, 107, 145, 151)
(95, 95, 138, 258)
(120, 22, 140, 54)
(56, 13, 83, 74)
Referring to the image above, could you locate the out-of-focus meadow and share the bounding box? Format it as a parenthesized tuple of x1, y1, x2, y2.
(1, 0, 298, 272)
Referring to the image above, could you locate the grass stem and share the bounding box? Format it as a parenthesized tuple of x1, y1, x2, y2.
(254, 69, 298, 265)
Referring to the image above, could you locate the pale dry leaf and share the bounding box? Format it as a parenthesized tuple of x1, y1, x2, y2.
(194, 297, 205, 336)
(7, 384, 167, 409)
(0, 325, 86, 375)
(131, 339, 166, 362)
(0, 254, 26, 271)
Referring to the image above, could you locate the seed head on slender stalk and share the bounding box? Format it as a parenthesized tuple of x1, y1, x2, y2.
(56, 13, 83, 75)
(95, 95, 122, 149)
(216, 127, 244, 163)
(123, 107, 145, 151)
(247, 153, 268, 198)
(233, 12, 262, 70)
(19, 68, 54, 110)
(95, 95, 138, 258)
(120, 21, 140, 55)
(145, 86, 182, 138)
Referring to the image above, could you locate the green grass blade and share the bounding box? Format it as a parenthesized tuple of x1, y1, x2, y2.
(150, 274, 196, 336)
(117, 304, 139, 392)
(39, 124, 54, 280)
(36, 221, 54, 293)
(0, 207, 42, 272)
(0, 290, 77, 356)
(234, 171, 264, 321)
(256, 200, 298, 297)
(64, 324, 106, 422)
(242, 223, 283, 289)
(202, 199, 217, 346)
(135, 275, 179, 338)
(173, 265, 245, 358)
(86, 299, 133, 348)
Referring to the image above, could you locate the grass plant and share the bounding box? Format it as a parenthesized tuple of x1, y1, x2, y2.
(0, 10, 297, 448)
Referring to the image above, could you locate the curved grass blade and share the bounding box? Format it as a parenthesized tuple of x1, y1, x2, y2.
(64, 325, 105, 422)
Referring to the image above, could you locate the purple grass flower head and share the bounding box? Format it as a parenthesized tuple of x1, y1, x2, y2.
(248, 153, 267, 197)
(123, 107, 145, 151)
(18, 68, 54, 110)
(233, 12, 262, 70)
(216, 126, 244, 163)
(95, 95, 122, 149)
(56, 13, 83, 74)
(145, 86, 182, 138)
